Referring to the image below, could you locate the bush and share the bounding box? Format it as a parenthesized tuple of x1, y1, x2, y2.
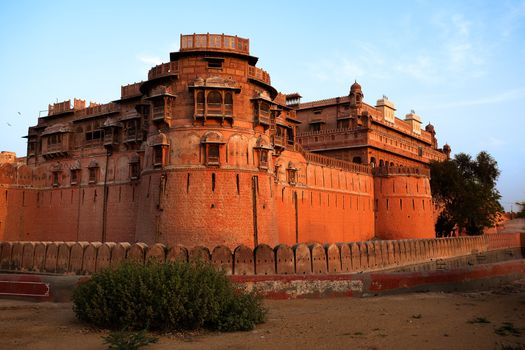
(72, 261, 266, 332)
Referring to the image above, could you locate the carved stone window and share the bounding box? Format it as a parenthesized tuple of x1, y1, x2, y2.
(70, 169, 79, 185)
(254, 136, 272, 170)
(129, 154, 140, 180)
(201, 131, 224, 167)
(224, 92, 233, 116)
(151, 132, 169, 168)
(207, 91, 222, 115)
(287, 162, 297, 186)
(85, 120, 104, 143)
(70, 161, 81, 185)
(207, 144, 220, 165)
(88, 159, 99, 184)
(52, 171, 60, 187)
(196, 91, 205, 115)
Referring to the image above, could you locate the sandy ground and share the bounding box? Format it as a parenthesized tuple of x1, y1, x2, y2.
(1, 280, 524, 350)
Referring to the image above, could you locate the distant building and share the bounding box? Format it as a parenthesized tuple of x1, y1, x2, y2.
(0, 34, 448, 248)
(295, 83, 450, 167)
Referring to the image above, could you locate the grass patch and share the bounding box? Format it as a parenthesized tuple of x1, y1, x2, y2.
(495, 323, 522, 337)
(468, 317, 491, 324)
(102, 330, 158, 350)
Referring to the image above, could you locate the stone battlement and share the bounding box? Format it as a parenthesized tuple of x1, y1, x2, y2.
(1, 233, 522, 276)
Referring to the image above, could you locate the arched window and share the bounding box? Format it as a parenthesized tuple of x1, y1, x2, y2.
(196, 91, 205, 115)
(224, 92, 233, 116)
(370, 157, 376, 168)
(207, 91, 222, 114)
(379, 159, 384, 167)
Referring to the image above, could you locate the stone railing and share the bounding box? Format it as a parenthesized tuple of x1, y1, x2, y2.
(121, 82, 143, 99)
(76, 103, 120, 118)
(303, 151, 372, 175)
(247, 66, 271, 85)
(148, 62, 179, 80)
(1, 234, 521, 276)
(372, 166, 430, 177)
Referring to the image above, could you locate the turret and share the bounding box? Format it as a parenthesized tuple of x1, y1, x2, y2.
(349, 81, 363, 106)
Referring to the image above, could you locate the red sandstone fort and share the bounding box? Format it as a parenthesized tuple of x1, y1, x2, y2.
(0, 33, 450, 249)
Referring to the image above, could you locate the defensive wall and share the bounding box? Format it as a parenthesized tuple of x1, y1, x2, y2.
(0, 156, 433, 247)
(1, 233, 523, 300)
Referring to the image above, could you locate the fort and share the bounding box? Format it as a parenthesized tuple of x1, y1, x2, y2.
(0, 33, 450, 248)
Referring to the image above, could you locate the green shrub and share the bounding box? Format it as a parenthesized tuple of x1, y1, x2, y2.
(72, 261, 266, 332)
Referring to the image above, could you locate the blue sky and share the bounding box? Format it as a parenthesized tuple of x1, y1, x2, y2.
(0, 0, 524, 211)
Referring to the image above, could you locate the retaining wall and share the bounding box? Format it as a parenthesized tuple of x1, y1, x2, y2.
(1, 233, 522, 276)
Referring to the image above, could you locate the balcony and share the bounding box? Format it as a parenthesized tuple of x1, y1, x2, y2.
(103, 130, 119, 147)
(124, 129, 143, 143)
(152, 105, 171, 122)
(255, 112, 271, 126)
(42, 143, 69, 159)
(273, 135, 285, 149)
(148, 61, 179, 81)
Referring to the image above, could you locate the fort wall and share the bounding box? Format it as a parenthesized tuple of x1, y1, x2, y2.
(374, 174, 434, 239)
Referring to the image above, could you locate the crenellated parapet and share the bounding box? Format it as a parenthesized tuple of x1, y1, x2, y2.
(1, 234, 521, 276)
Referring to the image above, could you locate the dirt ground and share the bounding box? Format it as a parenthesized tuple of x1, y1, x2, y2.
(1, 280, 524, 350)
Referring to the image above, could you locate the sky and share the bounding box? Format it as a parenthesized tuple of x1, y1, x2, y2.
(0, 0, 524, 211)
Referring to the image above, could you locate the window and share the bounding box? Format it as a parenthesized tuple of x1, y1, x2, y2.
(224, 92, 233, 116)
(129, 159, 140, 180)
(196, 91, 205, 115)
(352, 156, 362, 164)
(207, 59, 223, 69)
(70, 169, 79, 185)
(287, 162, 297, 185)
(88, 167, 98, 184)
(47, 134, 62, 146)
(207, 91, 222, 115)
(85, 121, 104, 142)
(310, 123, 321, 132)
(287, 169, 297, 185)
(259, 149, 268, 169)
(207, 143, 220, 165)
(338, 119, 350, 129)
(124, 119, 141, 142)
(52, 172, 60, 187)
(153, 146, 163, 168)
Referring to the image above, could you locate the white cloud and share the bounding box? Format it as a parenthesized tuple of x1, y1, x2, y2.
(137, 54, 163, 66)
(424, 87, 525, 110)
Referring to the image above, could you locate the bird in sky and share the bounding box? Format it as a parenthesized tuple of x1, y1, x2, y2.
(6, 122, 12, 127)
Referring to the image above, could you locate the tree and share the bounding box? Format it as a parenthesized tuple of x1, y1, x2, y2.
(516, 202, 525, 218)
(430, 151, 502, 236)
